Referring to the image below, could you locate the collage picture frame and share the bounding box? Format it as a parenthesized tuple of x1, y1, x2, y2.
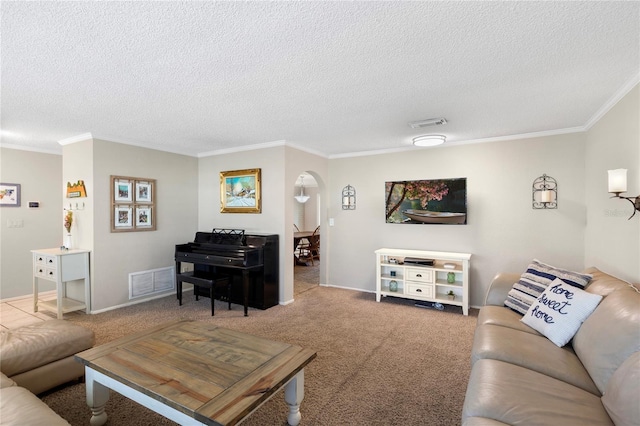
(111, 175, 156, 232)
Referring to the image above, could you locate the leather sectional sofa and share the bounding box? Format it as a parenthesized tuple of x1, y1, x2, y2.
(463, 267, 639, 425)
(0, 320, 94, 425)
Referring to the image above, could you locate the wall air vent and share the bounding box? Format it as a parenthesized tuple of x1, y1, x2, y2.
(129, 266, 175, 299)
(408, 118, 448, 129)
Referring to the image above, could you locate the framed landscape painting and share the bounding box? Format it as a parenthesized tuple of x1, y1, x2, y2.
(220, 168, 261, 213)
(385, 178, 467, 224)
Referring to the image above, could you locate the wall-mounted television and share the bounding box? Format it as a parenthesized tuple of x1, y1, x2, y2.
(385, 178, 467, 224)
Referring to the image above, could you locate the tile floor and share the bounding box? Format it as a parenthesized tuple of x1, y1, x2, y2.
(0, 295, 58, 331)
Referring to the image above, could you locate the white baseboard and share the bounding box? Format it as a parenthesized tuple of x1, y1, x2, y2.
(90, 290, 182, 314)
(320, 283, 376, 294)
(1, 290, 56, 303)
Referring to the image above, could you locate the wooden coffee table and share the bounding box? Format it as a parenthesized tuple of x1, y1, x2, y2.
(75, 320, 316, 426)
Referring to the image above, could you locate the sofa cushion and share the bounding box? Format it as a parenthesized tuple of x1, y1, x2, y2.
(0, 320, 94, 377)
(0, 386, 69, 425)
(584, 267, 635, 297)
(0, 372, 16, 389)
(521, 278, 602, 347)
(471, 324, 600, 395)
(573, 285, 640, 394)
(476, 306, 541, 336)
(462, 359, 613, 426)
(504, 259, 592, 315)
(601, 351, 640, 426)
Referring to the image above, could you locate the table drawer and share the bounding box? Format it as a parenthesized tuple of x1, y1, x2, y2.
(35, 265, 56, 281)
(406, 283, 434, 298)
(35, 264, 47, 277)
(406, 268, 434, 283)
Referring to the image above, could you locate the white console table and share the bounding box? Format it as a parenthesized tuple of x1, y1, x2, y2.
(375, 248, 471, 315)
(32, 248, 91, 319)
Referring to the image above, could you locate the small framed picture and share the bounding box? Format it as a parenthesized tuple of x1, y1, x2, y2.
(114, 179, 132, 202)
(114, 206, 133, 228)
(136, 182, 152, 203)
(136, 206, 153, 228)
(0, 183, 21, 207)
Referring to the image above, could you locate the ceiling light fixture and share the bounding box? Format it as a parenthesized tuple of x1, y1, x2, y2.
(295, 176, 310, 203)
(412, 135, 446, 147)
(408, 118, 447, 129)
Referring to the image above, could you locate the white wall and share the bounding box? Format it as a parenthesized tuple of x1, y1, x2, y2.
(67, 139, 199, 312)
(585, 84, 640, 283)
(62, 140, 94, 255)
(198, 144, 328, 303)
(328, 133, 587, 307)
(0, 148, 62, 298)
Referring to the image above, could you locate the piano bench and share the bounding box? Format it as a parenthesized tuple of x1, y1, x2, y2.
(176, 272, 231, 316)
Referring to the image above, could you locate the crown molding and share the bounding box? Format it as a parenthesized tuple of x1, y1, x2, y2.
(198, 140, 287, 158)
(283, 141, 328, 158)
(0, 142, 62, 155)
(58, 133, 93, 145)
(584, 73, 640, 131)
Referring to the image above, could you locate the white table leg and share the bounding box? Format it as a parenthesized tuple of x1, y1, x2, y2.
(85, 368, 110, 426)
(284, 370, 305, 426)
(33, 275, 38, 313)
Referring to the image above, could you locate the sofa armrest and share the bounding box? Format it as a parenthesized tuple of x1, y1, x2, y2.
(484, 273, 520, 306)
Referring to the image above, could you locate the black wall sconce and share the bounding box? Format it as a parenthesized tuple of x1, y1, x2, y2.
(342, 185, 356, 210)
(608, 169, 639, 220)
(532, 174, 557, 209)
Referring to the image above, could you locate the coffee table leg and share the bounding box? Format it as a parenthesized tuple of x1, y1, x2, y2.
(284, 370, 305, 426)
(85, 368, 110, 426)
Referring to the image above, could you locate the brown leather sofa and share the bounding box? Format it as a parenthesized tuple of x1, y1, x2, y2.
(0, 320, 94, 425)
(462, 267, 639, 425)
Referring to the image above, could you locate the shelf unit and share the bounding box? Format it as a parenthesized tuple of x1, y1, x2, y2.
(375, 248, 471, 315)
(32, 248, 91, 319)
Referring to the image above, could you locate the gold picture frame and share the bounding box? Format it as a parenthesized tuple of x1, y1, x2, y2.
(111, 175, 156, 232)
(220, 168, 261, 213)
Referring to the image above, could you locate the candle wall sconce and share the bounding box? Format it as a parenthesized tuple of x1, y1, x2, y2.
(342, 185, 356, 210)
(532, 174, 557, 209)
(608, 169, 639, 220)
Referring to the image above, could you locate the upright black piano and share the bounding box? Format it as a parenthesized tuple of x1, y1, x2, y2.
(175, 229, 279, 314)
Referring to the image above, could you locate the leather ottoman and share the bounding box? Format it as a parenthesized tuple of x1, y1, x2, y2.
(0, 320, 95, 394)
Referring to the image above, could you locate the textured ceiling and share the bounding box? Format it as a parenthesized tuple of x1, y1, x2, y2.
(1, 1, 639, 158)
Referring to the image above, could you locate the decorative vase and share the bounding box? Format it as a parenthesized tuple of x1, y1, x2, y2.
(447, 272, 456, 284)
(389, 280, 398, 292)
(64, 234, 72, 249)
(448, 294, 455, 300)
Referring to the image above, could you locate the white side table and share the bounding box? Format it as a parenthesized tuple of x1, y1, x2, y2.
(32, 248, 91, 319)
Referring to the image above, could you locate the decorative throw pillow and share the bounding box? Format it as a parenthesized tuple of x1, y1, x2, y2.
(504, 259, 593, 315)
(521, 278, 602, 347)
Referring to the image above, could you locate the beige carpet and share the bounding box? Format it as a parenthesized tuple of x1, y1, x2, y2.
(42, 284, 478, 425)
(294, 261, 320, 296)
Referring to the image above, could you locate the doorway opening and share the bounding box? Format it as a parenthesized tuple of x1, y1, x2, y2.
(293, 172, 320, 296)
